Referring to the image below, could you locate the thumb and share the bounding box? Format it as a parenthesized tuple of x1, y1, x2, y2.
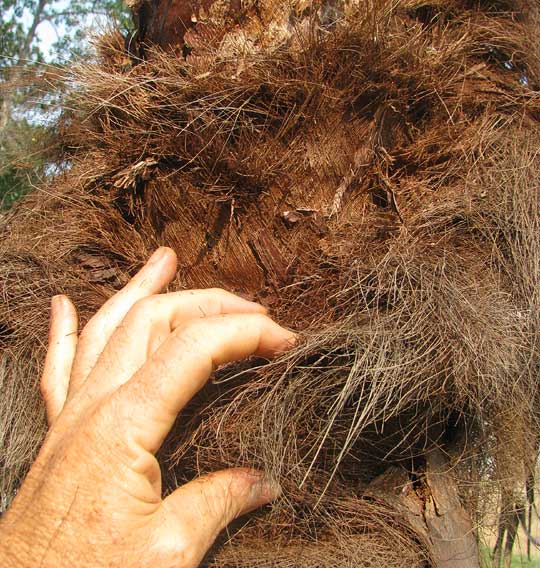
(161, 469, 280, 562)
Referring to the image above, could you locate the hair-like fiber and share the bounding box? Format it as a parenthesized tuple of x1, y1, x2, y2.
(1, 1, 540, 565)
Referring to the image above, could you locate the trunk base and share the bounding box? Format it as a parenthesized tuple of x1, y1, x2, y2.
(368, 450, 479, 568)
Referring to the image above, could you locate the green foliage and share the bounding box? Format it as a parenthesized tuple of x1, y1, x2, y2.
(0, 165, 29, 207)
(0, 0, 131, 209)
(1, 0, 130, 67)
(0, 118, 48, 207)
(510, 555, 540, 568)
(480, 544, 540, 568)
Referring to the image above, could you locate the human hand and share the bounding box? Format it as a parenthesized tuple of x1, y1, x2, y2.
(0, 248, 295, 568)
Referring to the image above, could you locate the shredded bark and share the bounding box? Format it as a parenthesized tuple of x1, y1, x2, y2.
(1, 1, 540, 565)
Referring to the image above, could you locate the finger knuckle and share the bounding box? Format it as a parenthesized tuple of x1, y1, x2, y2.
(194, 289, 227, 316)
(182, 318, 208, 338)
(250, 312, 271, 326)
(208, 472, 245, 511)
(129, 295, 158, 319)
(157, 538, 197, 568)
(85, 399, 134, 459)
(148, 350, 174, 377)
(222, 488, 240, 520)
(78, 318, 97, 343)
(208, 287, 228, 296)
(170, 326, 206, 360)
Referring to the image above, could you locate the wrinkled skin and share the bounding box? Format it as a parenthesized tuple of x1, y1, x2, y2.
(0, 248, 295, 568)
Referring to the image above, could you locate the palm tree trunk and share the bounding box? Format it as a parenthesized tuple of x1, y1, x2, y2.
(129, 3, 482, 565)
(368, 450, 480, 567)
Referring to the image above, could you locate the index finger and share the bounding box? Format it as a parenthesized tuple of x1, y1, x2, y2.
(68, 247, 178, 393)
(105, 313, 296, 455)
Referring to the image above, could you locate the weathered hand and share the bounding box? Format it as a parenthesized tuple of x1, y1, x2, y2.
(0, 248, 295, 568)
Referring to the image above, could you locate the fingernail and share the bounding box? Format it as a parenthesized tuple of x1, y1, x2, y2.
(278, 332, 298, 353)
(148, 247, 168, 265)
(51, 295, 65, 314)
(286, 332, 298, 345)
(250, 476, 282, 503)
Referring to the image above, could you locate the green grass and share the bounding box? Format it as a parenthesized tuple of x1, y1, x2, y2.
(480, 545, 540, 567)
(508, 555, 540, 568)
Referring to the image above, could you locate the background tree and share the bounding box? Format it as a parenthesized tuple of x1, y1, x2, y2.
(0, 0, 129, 207)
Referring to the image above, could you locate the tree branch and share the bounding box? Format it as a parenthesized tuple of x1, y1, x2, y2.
(1, 0, 49, 131)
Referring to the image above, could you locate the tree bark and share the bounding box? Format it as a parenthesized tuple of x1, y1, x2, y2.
(127, 2, 483, 566)
(132, 0, 241, 50)
(367, 450, 480, 568)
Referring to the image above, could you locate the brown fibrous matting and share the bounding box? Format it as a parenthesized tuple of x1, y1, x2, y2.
(1, 1, 540, 565)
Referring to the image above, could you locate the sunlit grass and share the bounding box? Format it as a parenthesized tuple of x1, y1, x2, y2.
(480, 545, 540, 568)
(509, 555, 540, 568)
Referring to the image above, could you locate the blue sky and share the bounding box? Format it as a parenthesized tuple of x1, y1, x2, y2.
(18, 1, 105, 62)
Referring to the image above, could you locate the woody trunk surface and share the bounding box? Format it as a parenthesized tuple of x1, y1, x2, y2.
(1, 1, 540, 566)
